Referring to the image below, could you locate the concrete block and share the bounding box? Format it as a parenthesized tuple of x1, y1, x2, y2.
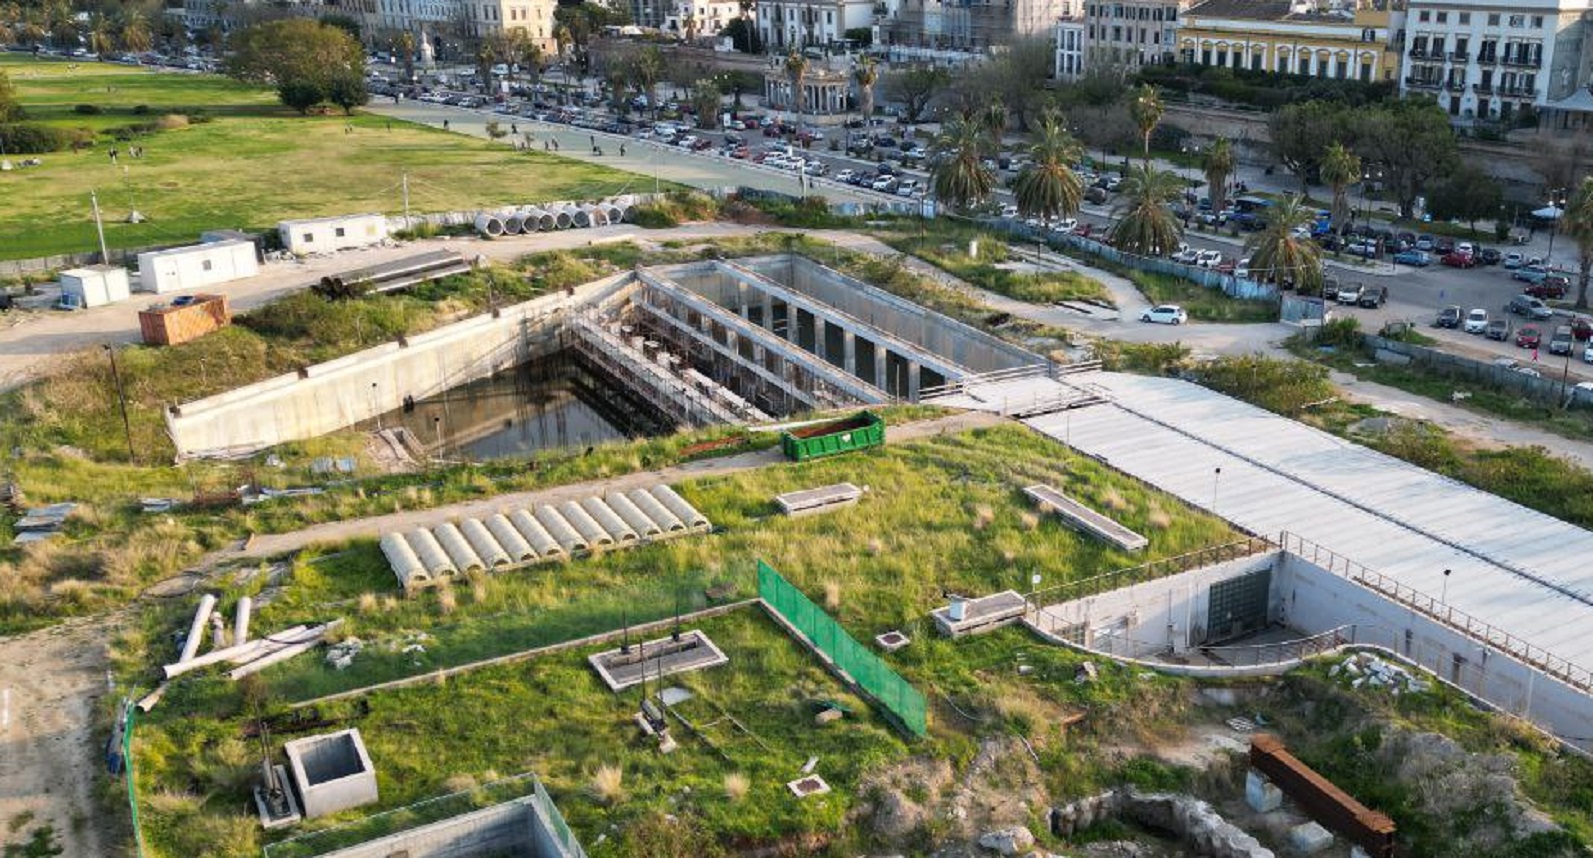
(1288, 821, 1334, 854)
(1245, 769, 1283, 813)
(284, 728, 379, 818)
(815, 707, 843, 725)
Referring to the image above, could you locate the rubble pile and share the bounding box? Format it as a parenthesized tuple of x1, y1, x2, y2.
(1328, 653, 1431, 696)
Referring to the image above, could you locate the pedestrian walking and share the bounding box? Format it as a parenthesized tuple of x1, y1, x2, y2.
(544, 140, 550, 151)
(443, 119, 451, 131)
(1532, 347, 1541, 363)
(108, 148, 118, 164)
(619, 144, 626, 157)
(589, 134, 595, 147)
(511, 123, 518, 135)
(552, 139, 560, 151)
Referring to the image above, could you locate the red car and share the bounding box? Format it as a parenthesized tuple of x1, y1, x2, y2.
(1526, 276, 1570, 299)
(1440, 251, 1476, 268)
(1516, 325, 1543, 348)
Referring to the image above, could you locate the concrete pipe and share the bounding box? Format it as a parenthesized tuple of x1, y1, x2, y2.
(628, 488, 685, 533)
(602, 203, 625, 224)
(474, 213, 505, 238)
(406, 528, 458, 579)
(177, 593, 218, 663)
(561, 205, 591, 228)
(581, 497, 636, 543)
(509, 508, 561, 558)
(485, 513, 536, 563)
(380, 533, 428, 590)
(523, 207, 556, 232)
(606, 492, 662, 538)
(233, 596, 253, 645)
(559, 500, 611, 546)
(433, 521, 486, 574)
(460, 517, 512, 568)
(534, 504, 587, 553)
(579, 204, 609, 227)
(501, 213, 526, 235)
(650, 484, 710, 532)
(551, 207, 574, 229)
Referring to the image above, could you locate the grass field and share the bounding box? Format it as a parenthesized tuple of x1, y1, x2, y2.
(0, 55, 646, 260)
(877, 225, 1114, 305)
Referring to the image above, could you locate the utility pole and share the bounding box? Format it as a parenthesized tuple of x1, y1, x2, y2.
(103, 345, 135, 462)
(90, 190, 110, 264)
(402, 171, 412, 231)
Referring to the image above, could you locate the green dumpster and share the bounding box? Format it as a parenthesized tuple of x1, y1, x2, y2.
(780, 411, 886, 462)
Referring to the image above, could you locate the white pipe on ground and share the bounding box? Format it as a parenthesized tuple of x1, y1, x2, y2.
(567, 205, 591, 228)
(234, 596, 252, 645)
(579, 204, 609, 227)
(552, 208, 574, 229)
(160, 624, 312, 679)
(177, 593, 217, 663)
(227, 620, 343, 680)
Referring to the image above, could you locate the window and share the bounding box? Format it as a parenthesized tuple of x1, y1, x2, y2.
(201, 259, 213, 272)
(335, 227, 347, 238)
(1436, 11, 1446, 24)
(1417, 9, 1427, 22)
(302, 233, 314, 243)
(1458, 12, 1468, 25)
(1361, 28, 1374, 42)
(1509, 14, 1524, 27)
(1488, 13, 1499, 26)
(1532, 15, 1543, 28)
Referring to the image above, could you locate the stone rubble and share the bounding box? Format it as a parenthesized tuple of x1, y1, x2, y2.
(1328, 652, 1432, 695)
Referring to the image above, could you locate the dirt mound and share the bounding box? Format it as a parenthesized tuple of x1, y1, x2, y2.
(858, 736, 1049, 849)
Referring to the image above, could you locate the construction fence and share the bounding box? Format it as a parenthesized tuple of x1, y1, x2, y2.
(756, 560, 928, 737)
(1362, 334, 1592, 408)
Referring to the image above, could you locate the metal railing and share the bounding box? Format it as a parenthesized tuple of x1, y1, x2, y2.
(1024, 536, 1276, 610)
(1277, 531, 1593, 694)
(1037, 623, 1351, 668)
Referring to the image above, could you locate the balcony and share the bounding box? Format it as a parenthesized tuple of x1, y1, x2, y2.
(1500, 55, 1542, 69)
(1444, 79, 1466, 92)
(1449, 51, 1469, 62)
(1404, 76, 1441, 90)
(1472, 82, 1494, 94)
(1408, 47, 1429, 59)
(1499, 87, 1537, 99)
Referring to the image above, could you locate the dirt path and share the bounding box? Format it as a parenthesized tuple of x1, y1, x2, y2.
(0, 615, 120, 856)
(225, 410, 1006, 562)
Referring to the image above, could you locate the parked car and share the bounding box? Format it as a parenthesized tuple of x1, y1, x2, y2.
(1345, 240, 1377, 258)
(1435, 305, 1463, 328)
(1585, 340, 1593, 363)
(1358, 285, 1387, 308)
(1526, 276, 1570, 299)
(1463, 308, 1489, 334)
(1085, 186, 1109, 204)
(1171, 247, 1201, 265)
(1051, 218, 1079, 234)
(1336, 283, 1365, 304)
(1516, 324, 1544, 349)
(1486, 318, 1510, 340)
(1550, 325, 1576, 355)
(1393, 249, 1433, 267)
(1441, 250, 1477, 268)
(1195, 249, 1224, 268)
(1414, 234, 1436, 251)
(1506, 294, 1555, 320)
(1479, 247, 1502, 265)
(1502, 251, 1526, 269)
(1140, 304, 1188, 325)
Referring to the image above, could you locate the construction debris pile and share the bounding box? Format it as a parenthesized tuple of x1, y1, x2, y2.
(1328, 652, 1432, 696)
(9, 501, 75, 546)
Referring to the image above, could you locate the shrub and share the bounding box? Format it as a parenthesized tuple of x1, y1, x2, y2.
(156, 113, 191, 130)
(132, 104, 151, 115)
(589, 763, 625, 804)
(73, 103, 103, 115)
(0, 123, 75, 154)
(1198, 354, 1334, 416)
(1316, 316, 1363, 349)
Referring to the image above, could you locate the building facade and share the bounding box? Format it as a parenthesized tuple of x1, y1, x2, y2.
(373, 0, 558, 54)
(763, 61, 855, 113)
(883, 0, 1072, 51)
(662, 0, 744, 39)
(1082, 0, 1193, 71)
(757, 0, 878, 49)
(1399, 0, 1593, 124)
(1177, 0, 1403, 83)
(1055, 15, 1087, 79)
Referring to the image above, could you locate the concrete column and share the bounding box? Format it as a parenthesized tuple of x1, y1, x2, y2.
(907, 361, 921, 402)
(815, 318, 829, 362)
(874, 346, 888, 392)
(738, 282, 750, 320)
(843, 330, 856, 375)
(783, 304, 795, 341)
(763, 292, 774, 332)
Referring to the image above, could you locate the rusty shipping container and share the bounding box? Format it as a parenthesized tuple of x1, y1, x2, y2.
(138, 294, 231, 346)
(1249, 733, 1395, 857)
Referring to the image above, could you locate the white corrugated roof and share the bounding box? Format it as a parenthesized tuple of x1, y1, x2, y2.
(1022, 372, 1593, 671)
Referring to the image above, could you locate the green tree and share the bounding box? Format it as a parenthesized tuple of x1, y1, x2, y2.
(1268, 100, 1343, 193)
(1353, 99, 1457, 219)
(784, 50, 807, 115)
(88, 13, 115, 58)
(225, 20, 367, 114)
(554, 1, 630, 71)
(1012, 117, 1084, 222)
(0, 69, 22, 123)
(930, 117, 996, 212)
(883, 66, 949, 123)
(722, 18, 759, 53)
(630, 44, 668, 114)
(1559, 176, 1593, 310)
(979, 99, 1007, 150)
(1244, 194, 1323, 294)
(395, 30, 416, 84)
(1109, 163, 1185, 256)
(1318, 142, 1361, 232)
(1425, 162, 1501, 237)
(475, 40, 497, 94)
(691, 78, 720, 129)
(1202, 137, 1235, 214)
(852, 56, 877, 122)
(120, 9, 152, 54)
(1129, 83, 1163, 162)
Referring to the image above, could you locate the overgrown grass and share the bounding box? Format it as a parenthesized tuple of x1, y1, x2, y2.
(0, 55, 644, 259)
(877, 227, 1112, 305)
(1127, 271, 1278, 323)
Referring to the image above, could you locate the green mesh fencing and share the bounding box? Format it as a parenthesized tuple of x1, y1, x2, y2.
(757, 560, 927, 737)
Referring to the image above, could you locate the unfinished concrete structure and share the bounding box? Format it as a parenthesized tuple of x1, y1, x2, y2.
(588, 629, 729, 691)
(284, 728, 379, 819)
(303, 784, 587, 858)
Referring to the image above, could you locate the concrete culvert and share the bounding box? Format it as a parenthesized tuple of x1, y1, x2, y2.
(605, 492, 662, 538)
(406, 528, 458, 580)
(501, 213, 525, 235)
(433, 521, 486, 573)
(509, 509, 561, 558)
(460, 517, 511, 568)
(627, 488, 685, 533)
(579, 204, 609, 227)
(602, 203, 625, 224)
(651, 485, 710, 532)
(534, 505, 587, 553)
(552, 208, 574, 229)
(485, 513, 536, 563)
(523, 207, 556, 232)
(380, 532, 427, 590)
(559, 500, 611, 546)
(474, 213, 505, 238)
(564, 205, 591, 228)
(581, 497, 636, 542)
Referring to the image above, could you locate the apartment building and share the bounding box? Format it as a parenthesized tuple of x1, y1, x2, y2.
(1082, 0, 1194, 70)
(757, 0, 878, 49)
(1055, 14, 1087, 79)
(1177, 0, 1403, 82)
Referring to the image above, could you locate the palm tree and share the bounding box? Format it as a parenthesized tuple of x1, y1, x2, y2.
(980, 99, 1007, 151)
(1563, 176, 1593, 310)
(1244, 194, 1324, 293)
(784, 50, 807, 117)
(396, 31, 416, 84)
(853, 56, 877, 124)
(931, 117, 997, 212)
(88, 14, 114, 58)
(1202, 137, 1235, 214)
(554, 24, 572, 62)
(1109, 163, 1185, 256)
(475, 41, 497, 95)
(1129, 83, 1163, 163)
(1012, 118, 1084, 222)
(119, 9, 151, 54)
(1319, 142, 1362, 234)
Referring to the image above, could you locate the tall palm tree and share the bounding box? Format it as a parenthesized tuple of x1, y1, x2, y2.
(1109, 163, 1185, 256)
(784, 50, 807, 117)
(119, 9, 151, 54)
(475, 41, 497, 95)
(853, 56, 877, 124)
(396, 30, 416, 84)
(1563, 176, 1593, 310)
(1129, 83, 1164, 163)
(1012, 118, 1084, 222)
(1319, 142, 1362, 234)
(554, 24, 572, 62)
(1244, 194, 1324, 293)
(88, 14, 114, 58)
(1202, 137, 1235, 214)
(931, 117, 997, 212)
(980, 99, 1007, 151)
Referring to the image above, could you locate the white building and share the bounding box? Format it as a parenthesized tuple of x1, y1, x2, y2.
(59, 265, 131, 309)
(375, 0, 559, 53)
(662, 0, 743, 38)
(278, 214, 389, 255)
(757, 0, 878, 51)
(1082, 0, 1193, 70)
(1176, 0, 1404, 83)
(1400, 0, 1593, 125)
(136, 240, 260, 295)
(1055, 16, 1086, 80)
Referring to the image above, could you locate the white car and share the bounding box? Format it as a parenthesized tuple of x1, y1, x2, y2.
(835, 168, 856, 183)
(1195, 250, 1224, 268)
(1584, 341, 1593, 364)
(1503, 251, 1525, 269)
(904, 146, 928, 159)
(871, 175, 896, 191)
(1051, 218, 1078, 234)
(1236, 257, 1252, 279)
(1000, 204, 1019, 219)
(1140, 304, 1188, 325)
(1463, 308, 1489, 334)
(1171, 245, 1199, 264)
(1457, 242, 1474, 257)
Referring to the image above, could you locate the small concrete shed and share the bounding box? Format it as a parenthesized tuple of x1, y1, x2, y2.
(277, 213, 388, 254)
(60, 265, 131, 308)
(136, 239, 259, 294)
(284, 729, 379, 819)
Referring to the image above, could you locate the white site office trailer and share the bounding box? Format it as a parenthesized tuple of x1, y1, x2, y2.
(277, 213, 388, 254)
(136, 240, 260, 294)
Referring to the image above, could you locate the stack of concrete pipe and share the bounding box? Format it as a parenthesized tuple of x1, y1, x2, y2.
(473, 212, 505, 238)
(501, 211, 526, 235)
(522, 207, 557, 231)
(472, 197, 639, 237)
(380, 484, 711, 591)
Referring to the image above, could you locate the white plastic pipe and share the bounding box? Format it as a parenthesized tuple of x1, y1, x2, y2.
(177, 593, 217, 663)
(234, 596, 252, 645)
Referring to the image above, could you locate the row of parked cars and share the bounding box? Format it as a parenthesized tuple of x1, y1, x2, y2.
(1437, 300, 1593, 361)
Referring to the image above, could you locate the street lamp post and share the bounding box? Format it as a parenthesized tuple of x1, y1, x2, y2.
(1546, 187, 1567, 268)
(1440, 568, 1452, 606)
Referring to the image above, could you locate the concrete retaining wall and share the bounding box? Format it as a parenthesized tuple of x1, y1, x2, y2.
(311, 796, 573, 858)
(166, 272, 636, 458)
(1275, 553, 1593, 752)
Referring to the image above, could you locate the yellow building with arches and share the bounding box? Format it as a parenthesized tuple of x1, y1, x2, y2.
(1176, 0, 1405, 83)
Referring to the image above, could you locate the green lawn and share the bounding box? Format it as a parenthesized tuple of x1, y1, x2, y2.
(877, 225, 1114, 305)
(0, 55, 645, 260)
